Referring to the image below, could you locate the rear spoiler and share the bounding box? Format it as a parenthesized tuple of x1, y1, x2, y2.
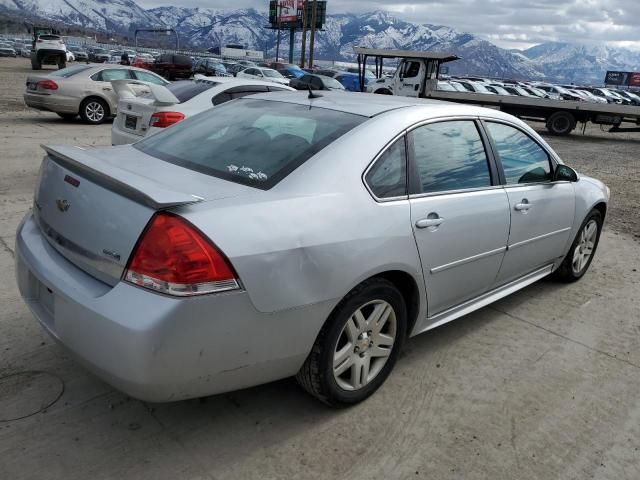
(41, 144, 203, 210)
(110, 79, 179, 106)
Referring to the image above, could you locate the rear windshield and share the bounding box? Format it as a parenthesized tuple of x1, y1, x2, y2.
(134, 99, 366, 189)
(50, 65, 93, 77)
(165, 80, 218, 102)
(38, 35, 60, 40)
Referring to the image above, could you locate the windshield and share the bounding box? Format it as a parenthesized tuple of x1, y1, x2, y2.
(449, 81, 468, 92)
(50, 65, 93, 77)
(323, 77, 345, 89)
(471, 82, 491, 93)
(555, 86, 571, 95)
(134, 99, 366, 189)
(491, 86, 511, 95)
(263, 69, 283, 78)
(437, 81, 456, 91)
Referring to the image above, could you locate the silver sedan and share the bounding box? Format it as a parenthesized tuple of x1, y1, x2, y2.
(15, 92, 609, 406)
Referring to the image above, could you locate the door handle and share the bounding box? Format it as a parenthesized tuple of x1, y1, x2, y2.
(415, 216, 444, 229)
(514, 199, 532, 211)
(103, 87, 112, 91)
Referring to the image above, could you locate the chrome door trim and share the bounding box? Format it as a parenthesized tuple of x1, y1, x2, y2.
(414, 263, 554, 334)
(430, 246, 507, 274)
(409, 184, 503, 200)
(508, 227, 572, 250)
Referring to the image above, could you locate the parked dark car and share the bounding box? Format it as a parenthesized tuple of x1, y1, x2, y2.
(67, 45, 88, 61)
(194, 58, 228, 76)
(149, 54, 193, 80)
(88, 48, 110, 63)
(290, 73, 346, 91)
(222, 62, 245, 76)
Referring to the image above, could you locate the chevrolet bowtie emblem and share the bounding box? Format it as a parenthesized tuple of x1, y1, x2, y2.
(56, 199, 70, 212)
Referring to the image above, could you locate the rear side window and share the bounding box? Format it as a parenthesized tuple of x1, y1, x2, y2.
(92, 69, 132, 81)
(134, 99, 365, 189)
(410, 121, 491, 193)
(50, 65, 92, 78)
(133, 70, 166, 85)
(167, 81, 216, 102)
(365, 137, 407, 199)
(485, 122, 552, 184)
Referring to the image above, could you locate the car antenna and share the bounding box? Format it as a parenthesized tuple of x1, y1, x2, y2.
(307, 85, 323, 99)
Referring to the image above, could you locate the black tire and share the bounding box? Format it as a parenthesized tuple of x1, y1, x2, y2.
(31, 57, 41, 70)
(554, 209, 603, 282)
(58, 58, 66, 70)
(546, 111, 576, 136)
(374, 88, 392, 95)
(79, 97, 109, 125)
(296, 278, 407, 407)
(56, 113, 77, 121)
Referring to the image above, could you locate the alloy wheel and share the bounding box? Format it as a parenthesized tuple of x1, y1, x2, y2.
(333, 300, 397, 391)
(572, 219, 598, 274)
(85, 101, 105, 123)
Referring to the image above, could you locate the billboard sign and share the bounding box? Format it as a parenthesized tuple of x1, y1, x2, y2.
(268, 1, 326, 29)
(629, 72, 640, 87)
(604, 71, 628, 86)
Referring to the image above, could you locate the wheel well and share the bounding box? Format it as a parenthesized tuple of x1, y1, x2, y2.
(81, 96, 110, 116)
(593, 202, 607, 221)
(374, 270, 420, 336)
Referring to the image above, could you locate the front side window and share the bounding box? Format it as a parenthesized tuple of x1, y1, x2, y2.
(411, 121, 492, 194)
(402, 61, 421, 79)
(485, 122, 551, 184)
(134, 99, 365, 189)
(365, 137, 407, 199)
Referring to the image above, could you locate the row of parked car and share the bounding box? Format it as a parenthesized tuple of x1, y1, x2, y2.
(437, 76, 640, 105)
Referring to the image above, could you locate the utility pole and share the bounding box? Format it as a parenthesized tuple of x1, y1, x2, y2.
(309, 0, 317, 68)
(300, 1, 307, 68)
(275, 2, 282, 61)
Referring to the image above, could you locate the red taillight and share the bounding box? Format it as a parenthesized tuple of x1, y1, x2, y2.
(124, 212, 239, 296)
(37, 80, 58, 90)
(149, 111, 185, 128)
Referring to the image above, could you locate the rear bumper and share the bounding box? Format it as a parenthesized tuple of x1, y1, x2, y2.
(111, 122, 146, 145)
(16, 212, 330, 402)
(23, 92, 79, 114)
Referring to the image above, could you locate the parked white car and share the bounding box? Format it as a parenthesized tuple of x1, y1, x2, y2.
(236, 67, 290, 86)
(111, 76, 295, 145)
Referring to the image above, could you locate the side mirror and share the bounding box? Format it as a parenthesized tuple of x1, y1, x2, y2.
(553, 164, 578, 182)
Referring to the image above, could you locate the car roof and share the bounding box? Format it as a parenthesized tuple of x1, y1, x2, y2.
(244, 90, 511, 118)
(192, 76, 294, 90)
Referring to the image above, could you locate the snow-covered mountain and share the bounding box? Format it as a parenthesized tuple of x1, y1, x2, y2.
(150, 8, 542, 79)
(522, 42, 640, 84)
(3, 0, 640, 84)
(0, 0, 160, 33)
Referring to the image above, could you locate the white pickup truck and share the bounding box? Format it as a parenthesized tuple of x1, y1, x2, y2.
(355, 47, 640, 135)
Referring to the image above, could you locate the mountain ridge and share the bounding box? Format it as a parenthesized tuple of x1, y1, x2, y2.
(2, 0, 640, 84)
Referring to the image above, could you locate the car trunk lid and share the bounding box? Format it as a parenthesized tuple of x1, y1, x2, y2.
(112, 80, 179, 139)
(34, 144, 255, 286)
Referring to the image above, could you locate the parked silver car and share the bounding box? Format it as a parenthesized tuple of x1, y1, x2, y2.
(23, 64, 168, 124)
(16, 92, 609, 406)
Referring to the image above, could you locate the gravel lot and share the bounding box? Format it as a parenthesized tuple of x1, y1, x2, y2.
(1, 56, 639, 480)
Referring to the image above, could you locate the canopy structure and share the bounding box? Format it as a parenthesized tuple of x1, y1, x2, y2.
(354, 47, 460, 92)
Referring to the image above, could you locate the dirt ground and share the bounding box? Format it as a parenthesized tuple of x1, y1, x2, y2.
(1, 55, 640, 480)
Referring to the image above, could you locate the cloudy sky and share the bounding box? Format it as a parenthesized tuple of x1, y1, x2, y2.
(136, 0, 640, 50)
